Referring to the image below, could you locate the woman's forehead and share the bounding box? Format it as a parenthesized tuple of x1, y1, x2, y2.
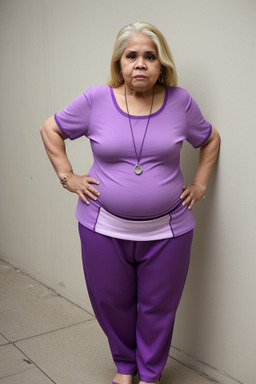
(124, 33, 156, 52)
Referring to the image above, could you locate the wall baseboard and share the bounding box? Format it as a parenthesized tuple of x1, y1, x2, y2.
(170, 347, 244, 384)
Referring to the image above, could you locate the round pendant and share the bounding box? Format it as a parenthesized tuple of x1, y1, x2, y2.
(134, 164, 143, 175)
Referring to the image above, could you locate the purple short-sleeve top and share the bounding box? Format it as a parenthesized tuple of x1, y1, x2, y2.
(55, 85, 212, 239)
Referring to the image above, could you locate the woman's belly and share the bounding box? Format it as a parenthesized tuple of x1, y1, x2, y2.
(91, 166, 184, 219)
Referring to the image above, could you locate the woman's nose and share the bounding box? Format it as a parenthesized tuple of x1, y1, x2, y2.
(135, 57, 146, 69)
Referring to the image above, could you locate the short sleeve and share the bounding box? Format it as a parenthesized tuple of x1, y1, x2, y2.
(54, 88, 92, 140)
(185, 91, 212, 148)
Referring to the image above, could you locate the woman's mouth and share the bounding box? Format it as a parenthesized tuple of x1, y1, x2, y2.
(134, 75, 147, 79)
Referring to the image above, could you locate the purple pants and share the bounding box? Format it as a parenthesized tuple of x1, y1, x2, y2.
(79, 223, 193, 382)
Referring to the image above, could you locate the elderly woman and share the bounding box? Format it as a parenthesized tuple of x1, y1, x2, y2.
(40, 22, 220, 384)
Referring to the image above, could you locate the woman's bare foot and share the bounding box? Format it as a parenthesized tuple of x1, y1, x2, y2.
(112, 373, 133, 384)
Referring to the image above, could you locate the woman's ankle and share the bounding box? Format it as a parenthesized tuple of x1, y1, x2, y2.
(139, 381, 160, 384)
(113, 372, 133, 384)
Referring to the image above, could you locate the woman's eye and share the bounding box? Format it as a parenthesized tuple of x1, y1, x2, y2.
(125, 53, 156, 60)
(127, 54, 136, 59)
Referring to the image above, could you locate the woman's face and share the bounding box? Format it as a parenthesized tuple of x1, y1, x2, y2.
(120, 33, 162, 93)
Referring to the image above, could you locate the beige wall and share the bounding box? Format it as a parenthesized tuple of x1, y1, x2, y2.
(0, 1, 255, 384)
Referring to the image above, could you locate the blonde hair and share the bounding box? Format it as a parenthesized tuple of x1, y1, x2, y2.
(106, 22, 178, 88)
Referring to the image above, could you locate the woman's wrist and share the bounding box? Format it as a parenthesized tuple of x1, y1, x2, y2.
(192, 182, 206, 194)
(59, 170, 74, 188)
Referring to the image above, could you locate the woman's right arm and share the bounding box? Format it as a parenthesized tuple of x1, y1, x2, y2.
(40, 116, 100, 205)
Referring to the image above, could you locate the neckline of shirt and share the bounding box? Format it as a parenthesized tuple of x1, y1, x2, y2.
(109, 86, 168, 119)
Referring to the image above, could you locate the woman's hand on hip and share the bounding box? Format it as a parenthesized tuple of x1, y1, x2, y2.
(180, 183, 206, 210)
(63, 173, 100, 205)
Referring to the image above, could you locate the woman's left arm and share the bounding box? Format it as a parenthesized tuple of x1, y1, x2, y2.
(180, 127, 221, 210)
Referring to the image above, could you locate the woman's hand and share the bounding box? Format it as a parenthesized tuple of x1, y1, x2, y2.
(63, 173, 100, 205)
(180, 183, 205, 210)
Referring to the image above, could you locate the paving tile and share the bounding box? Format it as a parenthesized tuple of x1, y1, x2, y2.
(0, 295, 93, 342)
(16, 320, 115, 384)
(0, 334, 9, 346)
(0, 260, 12, 272)
(163, 357, 216, 383)
(0, 344, 33, 379)
(0, 261, 56, 312)
(0, 368, 53, 384)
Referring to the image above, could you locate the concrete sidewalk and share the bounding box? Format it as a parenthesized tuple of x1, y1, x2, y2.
(0, 259, 217, 384)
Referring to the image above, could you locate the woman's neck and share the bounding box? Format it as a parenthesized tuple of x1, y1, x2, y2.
(120, 84, 154, 98)
(113, 83, 166, 116)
